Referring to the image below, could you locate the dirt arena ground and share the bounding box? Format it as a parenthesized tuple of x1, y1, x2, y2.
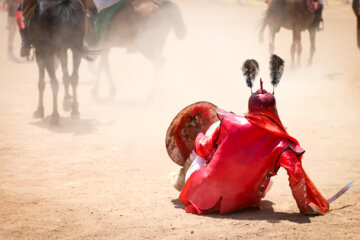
(0, 1, 359, 239)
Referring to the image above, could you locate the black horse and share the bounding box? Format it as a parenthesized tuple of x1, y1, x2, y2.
(353, 0, 360, 49)
(28, 0, 93, 125)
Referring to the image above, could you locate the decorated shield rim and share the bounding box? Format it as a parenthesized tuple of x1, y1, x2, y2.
(165, 101, 218, 166)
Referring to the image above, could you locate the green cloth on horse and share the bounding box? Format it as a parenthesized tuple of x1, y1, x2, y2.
(93, 0, 127, 46)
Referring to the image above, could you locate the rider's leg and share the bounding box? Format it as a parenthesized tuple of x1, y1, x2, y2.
(312, 3, 323, 30)
(15, 5, 31, 57)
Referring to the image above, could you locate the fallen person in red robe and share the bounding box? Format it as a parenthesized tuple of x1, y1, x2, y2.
(166, 55, 330, 215)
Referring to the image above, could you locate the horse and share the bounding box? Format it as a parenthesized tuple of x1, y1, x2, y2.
(27, 0, 94, 125)
(259, 0, 319, 66)
(88, 0, 186, 99)
(353, 0, 360, 49)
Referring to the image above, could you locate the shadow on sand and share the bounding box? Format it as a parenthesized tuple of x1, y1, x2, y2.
(29, 115, 100, 135)
(171, 199, 312, 224)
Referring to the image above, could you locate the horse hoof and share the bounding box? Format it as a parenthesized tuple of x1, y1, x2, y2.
(71, 111, 80, 119)
(63, 98, 72, 112)
(50, 116, 60, 126)
(33, 108, 44, 119)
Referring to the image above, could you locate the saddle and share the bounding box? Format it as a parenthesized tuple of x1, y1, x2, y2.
(132, 0, 160, 17)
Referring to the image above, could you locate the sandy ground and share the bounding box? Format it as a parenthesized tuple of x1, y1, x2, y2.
(0, 1, 359, 239)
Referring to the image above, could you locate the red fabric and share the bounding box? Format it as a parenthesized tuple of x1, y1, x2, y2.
(194, 126, 219, 161)
(15, 10, 25, 30)
(179, 110, 329, 215)
(307, 0, 319, 12)
(244, 113, 299, 146)
(279, 149, 329, 214)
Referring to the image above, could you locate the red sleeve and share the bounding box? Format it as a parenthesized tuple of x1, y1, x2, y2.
(278, 149, 329, 215)
(194, 126, 220, 159)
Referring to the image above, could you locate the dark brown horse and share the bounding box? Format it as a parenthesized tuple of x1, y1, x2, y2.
(28, 0, 94, 125)
(259, 0, 318, 66)
(89, 0, 186, 99)
(353, 0, 360, 48)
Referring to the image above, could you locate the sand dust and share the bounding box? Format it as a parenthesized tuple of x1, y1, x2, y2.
(0, 1, 359, 239)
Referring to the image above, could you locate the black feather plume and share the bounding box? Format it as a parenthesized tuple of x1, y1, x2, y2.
(269, 55, 284, 90)
(241, 59, 259, 90)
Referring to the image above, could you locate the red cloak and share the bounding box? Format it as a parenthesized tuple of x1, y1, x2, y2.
(179, 109, 329, 215)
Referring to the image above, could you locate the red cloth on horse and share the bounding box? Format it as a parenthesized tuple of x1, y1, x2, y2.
(306, 0, 321, 13)
(179, 109, 329, 215)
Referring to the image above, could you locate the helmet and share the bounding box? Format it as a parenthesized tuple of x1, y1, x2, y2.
(242, 55, 285, 126)
(248, 79, 282, 126)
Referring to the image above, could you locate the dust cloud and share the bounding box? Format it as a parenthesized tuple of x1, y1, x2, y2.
(0, 1, 359, 239)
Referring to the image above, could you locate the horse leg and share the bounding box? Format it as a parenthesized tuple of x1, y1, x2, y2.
(57, 50, 72, 112)
(161, 1, 186, 40)
(259, 21, 267, 44)
(296, 30, 302, 66)
(291, 29, 301, 66)
(70, 50, 81, 118)
(92, 50, 115, 99)
(33, 51, 45, 119)
(141, 47, 165, 98)
(92, 54, 102, 99)
(357, 16, 360, 49)
(269, 27, 276, 55)
(102, 50, 116, 99)
(44, 55, 60, 126)
(308, 28, 316, 65)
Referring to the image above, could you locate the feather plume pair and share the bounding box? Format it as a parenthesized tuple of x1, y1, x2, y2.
(241, 55, 285, 94)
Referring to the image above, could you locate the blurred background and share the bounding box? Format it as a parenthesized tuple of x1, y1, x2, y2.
(0, 0, 359, 239)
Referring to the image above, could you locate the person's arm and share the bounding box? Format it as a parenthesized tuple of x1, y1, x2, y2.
(194, 124, 221, 159)
(278, 148, 329, 215)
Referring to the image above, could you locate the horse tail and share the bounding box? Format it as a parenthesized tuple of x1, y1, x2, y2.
(160, 1, 187, 40)
(352, 0, 358, 16)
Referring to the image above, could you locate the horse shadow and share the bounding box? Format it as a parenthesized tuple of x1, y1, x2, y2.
(171, 199, 312, 224)
(29, 115, 100, 135)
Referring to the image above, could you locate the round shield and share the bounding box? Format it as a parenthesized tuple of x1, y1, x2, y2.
(165, 101, 219, 166)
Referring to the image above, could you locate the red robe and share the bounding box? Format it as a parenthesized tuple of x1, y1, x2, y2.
(179, 109, 329, 215)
